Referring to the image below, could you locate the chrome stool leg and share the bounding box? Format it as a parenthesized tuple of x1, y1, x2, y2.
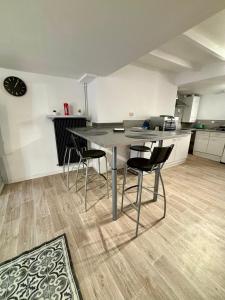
(105, 156, 109, 198)
(98, 158, 101, 174)
(136, 172, 143, 237)
(159, 171, 167, 218)
(84, 160, 89, 211)
(67, 148, 72, 189)
(82, 161, 85, 175)
(75, 158, 82, 192)
(135, 170, 141, 205)
(63, 147, 68, 177)
(121, 164, 127, 212)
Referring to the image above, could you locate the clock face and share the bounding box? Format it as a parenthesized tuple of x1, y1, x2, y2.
(3, 76, 27, 97)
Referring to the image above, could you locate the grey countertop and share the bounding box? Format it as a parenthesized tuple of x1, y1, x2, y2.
(182, 128, 225, 133)
(195, 129, 225, 133)
(68, 127, 191, 148)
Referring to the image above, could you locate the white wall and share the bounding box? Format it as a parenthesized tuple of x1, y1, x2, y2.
(0, 68, 84, 183)
(89, 65, 177, 123)
(0, 132, 6, 192)
(197, 93, 225, 120)
(0, 64, 177, 182)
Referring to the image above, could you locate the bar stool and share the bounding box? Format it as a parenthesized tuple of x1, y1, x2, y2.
(71, 134, 109, 211)
(62, 142, 77, 189)
(121, 144, 174, 237)
(130, 143, 155, 158)
(122, 120, 155, 158)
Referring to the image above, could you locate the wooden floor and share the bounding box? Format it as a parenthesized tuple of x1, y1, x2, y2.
(1, 155, 225, 299)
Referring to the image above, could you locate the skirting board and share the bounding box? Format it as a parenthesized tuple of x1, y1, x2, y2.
(164, 159, 186, 169)
(6, 158, 187, 184)
(6, 162, 92, 184)
(193, 151, 221, 162)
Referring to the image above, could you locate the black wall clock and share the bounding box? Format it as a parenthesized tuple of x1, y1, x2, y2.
(3, 76, 27, 97)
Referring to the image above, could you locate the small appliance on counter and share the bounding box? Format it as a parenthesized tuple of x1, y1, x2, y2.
(150, 115, 176, 131)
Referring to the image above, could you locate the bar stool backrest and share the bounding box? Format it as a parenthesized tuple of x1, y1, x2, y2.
(71, 134, 83, 158)
(148, 144, 174, 168)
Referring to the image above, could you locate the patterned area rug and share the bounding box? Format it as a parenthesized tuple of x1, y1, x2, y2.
(0, 234, 82, 300)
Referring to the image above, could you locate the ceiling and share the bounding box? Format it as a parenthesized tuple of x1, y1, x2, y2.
(179, 76, 225, 95)
(134, 8, 225, 95)
(0, 0, 225, 78)
(136, 9, 225, 69)
(191, 9, 225, 49)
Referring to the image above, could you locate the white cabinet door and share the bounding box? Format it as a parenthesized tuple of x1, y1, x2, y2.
(175, 134, 191, 161)
(207, 137, 225, 156)
(194, 132, 209, 153)
(163, 138, 177, 164)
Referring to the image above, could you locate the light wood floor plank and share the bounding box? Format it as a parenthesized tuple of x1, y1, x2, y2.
(0, 155, 225, 299)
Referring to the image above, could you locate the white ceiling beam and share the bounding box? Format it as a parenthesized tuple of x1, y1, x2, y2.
(150, 49, 194, 69)
(184, 29, 225, 61)
(175, 62, 225, 86)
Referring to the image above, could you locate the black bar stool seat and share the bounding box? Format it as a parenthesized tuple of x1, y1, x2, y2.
(127, 157, 157, 172)
(129, 145, 151, 152)
(82, 149, 106, 159)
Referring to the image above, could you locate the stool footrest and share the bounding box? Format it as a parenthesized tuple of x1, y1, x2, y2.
(124, 184, 164, 198)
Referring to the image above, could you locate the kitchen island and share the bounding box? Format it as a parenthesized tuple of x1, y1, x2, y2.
(68, 127, 191, 220)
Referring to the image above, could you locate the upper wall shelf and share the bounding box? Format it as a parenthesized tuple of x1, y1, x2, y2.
(47, 115, 86, 120)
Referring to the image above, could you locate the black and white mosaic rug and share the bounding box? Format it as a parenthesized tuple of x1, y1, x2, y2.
(0, 234, 82, 300)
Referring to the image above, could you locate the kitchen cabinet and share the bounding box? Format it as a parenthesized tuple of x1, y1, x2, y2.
(207, 137, 225, 156)
(144, 135, 190, 166)
(161, 134, 191, 166)
(193, 131, 225, 161)
(182, 96, 200, 123)
(193, 131, 209, 153)
(162, 138, 176, 164)
(175, 135, 191, 161)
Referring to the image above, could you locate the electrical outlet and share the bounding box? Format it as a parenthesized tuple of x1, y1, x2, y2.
(129, 112, 134, 117)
